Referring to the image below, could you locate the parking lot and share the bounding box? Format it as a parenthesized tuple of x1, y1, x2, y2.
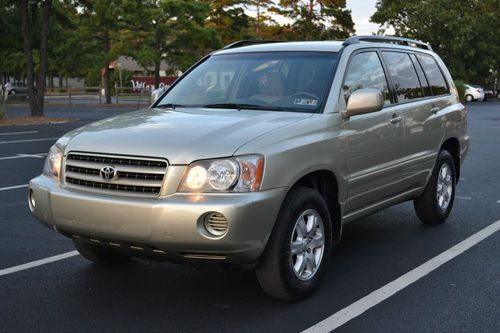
(1, 101, 499, 332)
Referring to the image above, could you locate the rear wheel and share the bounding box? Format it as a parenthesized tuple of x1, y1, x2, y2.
(255, 187, 332, 301)
(465, 94, 473, 102)
(73, 239, 131, 265)
(414, 150, 456, 225)
(9, 90, 16, 95)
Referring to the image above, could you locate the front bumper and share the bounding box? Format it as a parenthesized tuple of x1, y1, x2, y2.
(29, 175, 287, 263)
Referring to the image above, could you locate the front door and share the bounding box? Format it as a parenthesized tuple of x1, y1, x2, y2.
(341, 50, 405, 214)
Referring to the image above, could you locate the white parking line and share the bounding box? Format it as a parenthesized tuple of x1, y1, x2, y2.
(0, 184, 28, 191)
(302, 220, 500, 333)
(0, 153, 47, 160)
(456, 196, 472, 200)
(0, 138, 58, 145)
(0, 251, 79, 277)
(0, 130, 39, 136)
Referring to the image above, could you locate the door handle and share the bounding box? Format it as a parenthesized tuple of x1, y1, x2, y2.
(430, 106, 440, 114)
(390, 116, 402, 124)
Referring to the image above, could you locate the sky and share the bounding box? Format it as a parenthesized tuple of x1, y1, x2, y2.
(346, 0, 382, 35)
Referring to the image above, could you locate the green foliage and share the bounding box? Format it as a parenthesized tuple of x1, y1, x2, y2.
(276, 0, 355, 40)
(112, 69, 133, 88)
(84, 68, 101, 87)
(371, 0, 500, 85)
(118, 0, 221, 86)
(203, 1, 253, 44)
(454, 80, 466, 103)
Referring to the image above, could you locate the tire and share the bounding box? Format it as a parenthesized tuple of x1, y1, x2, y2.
(255, 186, 333, 301)
(73, 239, 131, 265)
(9, 90, 16, 95)
(465, 94, 473, 102)
(414, 150, 456, 225)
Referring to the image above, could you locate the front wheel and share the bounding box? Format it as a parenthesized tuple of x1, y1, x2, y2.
(414, 150, 456, 225)
(73, 239, 131, 265)
(255, 187, 332, 301)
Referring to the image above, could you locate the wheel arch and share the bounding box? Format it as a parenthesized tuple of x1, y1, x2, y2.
(441, 137, 461, 182)
(289, 170, 342, 245)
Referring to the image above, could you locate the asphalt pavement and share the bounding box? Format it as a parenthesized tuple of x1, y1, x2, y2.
(0, 101, 499, 332)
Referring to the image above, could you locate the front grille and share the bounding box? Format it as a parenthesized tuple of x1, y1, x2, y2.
(64, 153, 168, 197)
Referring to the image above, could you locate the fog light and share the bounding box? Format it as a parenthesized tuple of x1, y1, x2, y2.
(203, 212, 229, 237)
(28, 189, 36, 212)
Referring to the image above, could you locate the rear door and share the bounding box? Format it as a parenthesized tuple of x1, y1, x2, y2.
(342, 50, 406, 214)
(381, 51, 449, 189)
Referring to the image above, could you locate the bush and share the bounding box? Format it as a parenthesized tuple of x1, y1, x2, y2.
(454, 79, 466, 103)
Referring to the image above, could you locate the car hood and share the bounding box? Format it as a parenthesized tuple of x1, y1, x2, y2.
(62, 108, 311, 164)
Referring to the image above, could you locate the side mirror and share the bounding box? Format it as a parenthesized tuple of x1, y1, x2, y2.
(151, 88, 166, 103)
(346, 88, 384, 117)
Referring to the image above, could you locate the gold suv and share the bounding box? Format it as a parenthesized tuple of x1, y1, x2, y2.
(29, 36, 469, 300)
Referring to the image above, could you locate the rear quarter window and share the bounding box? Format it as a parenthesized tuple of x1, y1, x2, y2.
(416, 54, 449, 96)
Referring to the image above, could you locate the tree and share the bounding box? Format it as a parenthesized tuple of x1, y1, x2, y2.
(48, 1, 97, 89)
(119, 0, 220, 88)
(246, 0, 275, 38)
(371, 0, 500, 83)
(78, 0, 123, 104)
(20, 0, 52, 117)
(276, 0, 355, 40)
(0, 1, 23, 85)
(204, 0, 254, 44)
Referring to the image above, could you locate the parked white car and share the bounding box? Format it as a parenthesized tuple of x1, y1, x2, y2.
(464, 84, 485, 102)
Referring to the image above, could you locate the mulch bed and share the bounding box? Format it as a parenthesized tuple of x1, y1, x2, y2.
(0, 116, 78, 126)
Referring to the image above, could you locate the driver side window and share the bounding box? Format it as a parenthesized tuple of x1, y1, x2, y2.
(343, 51, 391, 105)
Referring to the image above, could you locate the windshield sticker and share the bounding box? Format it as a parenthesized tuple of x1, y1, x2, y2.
(293, 98, 318, 106)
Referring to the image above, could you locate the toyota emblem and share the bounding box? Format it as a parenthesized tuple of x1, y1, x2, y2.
(100, 166, 116, 180)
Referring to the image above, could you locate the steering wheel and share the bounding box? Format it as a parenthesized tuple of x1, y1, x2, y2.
(290, 92, 320, 100)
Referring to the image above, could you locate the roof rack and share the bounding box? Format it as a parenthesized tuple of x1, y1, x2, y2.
(222, 40, 283, 50)
(342, 35, 432, 51)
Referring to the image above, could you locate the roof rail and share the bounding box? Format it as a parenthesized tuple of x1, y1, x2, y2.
(342, 35, 432, 51)
(222, 40, 283, 50)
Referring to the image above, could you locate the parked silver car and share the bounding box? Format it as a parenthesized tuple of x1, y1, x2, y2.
(3, 81, 30, 95)
(29, 36, 469, 300)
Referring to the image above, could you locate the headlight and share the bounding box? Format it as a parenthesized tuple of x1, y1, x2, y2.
(179, 155, 264, 192)
(43, 145, 63, 179)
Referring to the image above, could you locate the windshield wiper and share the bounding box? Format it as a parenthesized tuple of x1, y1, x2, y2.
(203, 103, 287, 112)
(156, 103, 186, 109)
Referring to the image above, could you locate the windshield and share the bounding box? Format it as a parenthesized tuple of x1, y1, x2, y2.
(157, 51, 338, 113)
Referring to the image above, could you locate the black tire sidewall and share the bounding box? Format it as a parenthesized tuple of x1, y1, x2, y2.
(277, 187, 333, 299)
(428, 151, 456, 220)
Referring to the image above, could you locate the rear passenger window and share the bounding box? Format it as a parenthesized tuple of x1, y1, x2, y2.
(343, 51, 391, 105)
(416, 55, 449, 96)
(382, 51, 423, 102)
(410, 54, 431, 97)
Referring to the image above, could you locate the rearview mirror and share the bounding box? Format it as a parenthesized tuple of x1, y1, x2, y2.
(346, 88, 384, 117)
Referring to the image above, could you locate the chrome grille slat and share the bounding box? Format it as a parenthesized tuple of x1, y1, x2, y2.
(65, 159, 165, 174)
(65, 171, 162, 187)
(65, 153, 167, 197)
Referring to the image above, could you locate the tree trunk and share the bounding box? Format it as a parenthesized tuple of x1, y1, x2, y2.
(35, 0, 51, 115)
(104, 30, 112, 104)
(256, 4, 260, 38)
(20, 0, 51, 117)
(20, 0, 37, 115)
(154, 60, 160, 89)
